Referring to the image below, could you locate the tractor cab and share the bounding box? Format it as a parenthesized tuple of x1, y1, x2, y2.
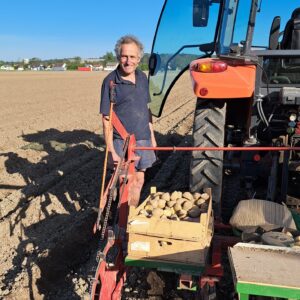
(149, 0, 300, 116)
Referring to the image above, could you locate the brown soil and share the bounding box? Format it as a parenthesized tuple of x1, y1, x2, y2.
(0, 71, 198, 299)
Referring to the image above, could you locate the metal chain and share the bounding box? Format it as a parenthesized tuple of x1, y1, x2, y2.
(100, 137, 130, 240)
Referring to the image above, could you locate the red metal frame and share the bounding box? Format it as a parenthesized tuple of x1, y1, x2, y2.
(135, 146, 300, 152)
(179, 274, 194, 290)
(91, 112, 137, 300)
(200, 231, 240, 290)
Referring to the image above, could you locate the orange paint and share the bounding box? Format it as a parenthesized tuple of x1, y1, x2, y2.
(190, 58, 256, 99)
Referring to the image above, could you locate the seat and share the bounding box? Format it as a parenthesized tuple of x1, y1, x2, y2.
(269, 16, 281, 50)
(281, 7, 300, 50)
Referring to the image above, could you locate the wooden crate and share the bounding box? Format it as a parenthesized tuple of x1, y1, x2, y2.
(126, 188, 213, 267)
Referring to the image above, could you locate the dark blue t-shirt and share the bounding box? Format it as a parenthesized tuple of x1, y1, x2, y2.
(100, 67, 151, 140)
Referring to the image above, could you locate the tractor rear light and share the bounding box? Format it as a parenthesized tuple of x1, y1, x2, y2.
(212, 61, 228, 72)
(200, 88, 208, 96)
(193, 61, 228, 73)
(253, 154, 261, 162)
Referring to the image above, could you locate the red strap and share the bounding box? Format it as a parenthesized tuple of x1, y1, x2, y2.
(112, 111, 128, 140)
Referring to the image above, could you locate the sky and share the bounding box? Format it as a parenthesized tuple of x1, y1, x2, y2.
(0, 0, 165, 61)
(1, 0, 298, 62)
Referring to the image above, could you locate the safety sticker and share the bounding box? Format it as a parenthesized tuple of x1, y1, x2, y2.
(130, 241, 150, 252)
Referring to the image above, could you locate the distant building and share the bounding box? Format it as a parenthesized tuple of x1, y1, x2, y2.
(30, 64, 45, 71)
(23, 58, 29, 64)
(52, 63, 67, 71)
(0, 65, 14, 71)
(92, 64, 104, 71)
(104, 62, 118, 71)
(78, 65, 92, 71)
(85, 58, 105, 63)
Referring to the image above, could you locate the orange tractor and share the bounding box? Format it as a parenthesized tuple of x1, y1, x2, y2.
(148, 0, 300, 220)
(90, 0, 300, 298)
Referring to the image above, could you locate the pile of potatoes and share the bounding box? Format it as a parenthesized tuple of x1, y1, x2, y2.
(138, 191, 210, 221)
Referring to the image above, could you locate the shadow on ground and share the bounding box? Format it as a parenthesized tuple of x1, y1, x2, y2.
(1, 128, 191, 299)
(2, 129, 104, 299)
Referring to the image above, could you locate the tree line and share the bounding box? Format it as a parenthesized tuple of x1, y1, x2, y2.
(0, 52, 151, 71)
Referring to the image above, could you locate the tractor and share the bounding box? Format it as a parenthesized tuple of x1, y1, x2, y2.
(90, 0, 300, 299)
(148, 0, 300, 220)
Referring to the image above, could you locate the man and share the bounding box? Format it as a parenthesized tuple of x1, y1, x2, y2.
(100, 35, 157, 207)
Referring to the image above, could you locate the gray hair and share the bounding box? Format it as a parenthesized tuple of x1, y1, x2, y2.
(114, 35, 144, 60)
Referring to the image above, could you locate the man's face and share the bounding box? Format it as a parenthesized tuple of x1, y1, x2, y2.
(119, 43, 140, 76)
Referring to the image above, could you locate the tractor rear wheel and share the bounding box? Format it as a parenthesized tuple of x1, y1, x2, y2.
(190, 99, 226, 217)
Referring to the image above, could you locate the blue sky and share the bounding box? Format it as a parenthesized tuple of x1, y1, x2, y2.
(0, 0, 165, 61)
(1, 0, 298, 62)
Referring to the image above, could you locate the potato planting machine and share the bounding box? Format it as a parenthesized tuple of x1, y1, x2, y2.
(90, 84, 300, 300)
(91, 0, 300, 298)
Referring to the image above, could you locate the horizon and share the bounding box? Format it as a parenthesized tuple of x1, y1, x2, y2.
(0, 53, 153, 64)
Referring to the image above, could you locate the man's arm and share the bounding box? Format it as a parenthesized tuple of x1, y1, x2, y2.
(102, 114, 120, 162)
(149, 122, 157, 148)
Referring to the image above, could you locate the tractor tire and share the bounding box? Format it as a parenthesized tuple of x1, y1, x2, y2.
(190, 99, 226, 217)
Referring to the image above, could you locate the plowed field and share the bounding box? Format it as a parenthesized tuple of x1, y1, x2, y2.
(0, 71, 198, 299)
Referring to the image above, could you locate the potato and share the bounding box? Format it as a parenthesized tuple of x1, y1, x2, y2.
(294, 241, 300, 247)
(174, 203, 182, 212)
(153, 195, 161, 202)
(166, 200, 176, 208)
(183, 192, 193, 201)
(195, 198, 205, 206)
(144, 190, 209, 220)
(176, 198, 186, 206)
(149, 199, 159, 208)
(285, 231, 293, 238)
(182, 201, 193, 211)
(201, 193, 210, 201)
(188, 206, 201, 218)
(193, 192, 202, 200)
(161, 192, 171, 201)
(154, 192, 163, 196)
(170, 191, 179, 201)
(158, 199, 166, 209)
(163, 207, 172, 217)
(177, 209, 187, 219)
(152, 208, 164, 217)
(294, 235, 300, 242)
(144, 204, 153, 213)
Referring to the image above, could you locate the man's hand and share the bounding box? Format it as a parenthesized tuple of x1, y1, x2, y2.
(102, 114, 120, 165)
(149, 122, 157, 148)
(151, 134, 157, 148)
